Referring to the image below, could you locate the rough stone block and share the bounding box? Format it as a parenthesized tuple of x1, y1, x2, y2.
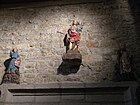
(61, 95, 85, 102)
(59, 103, 99, 105)
(60, 83, 84, 88)
(35, 96, 61, 102)
(35, 83, 60, 89)
(12, 96, 35, 103)
(85, 95, 124, 102)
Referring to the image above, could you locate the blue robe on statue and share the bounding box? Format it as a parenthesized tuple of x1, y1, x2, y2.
(7, 51, 20, 73)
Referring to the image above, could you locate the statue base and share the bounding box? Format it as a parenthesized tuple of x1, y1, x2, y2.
(62, 50, 82, 60)
(2, 71, 20, 84)
(58, 50, 82, 75)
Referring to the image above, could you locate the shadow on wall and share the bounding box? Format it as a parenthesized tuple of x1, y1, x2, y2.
(57, 58, 82, 75)
(1, 58, 11, 84)
(4, 58, 12, 72)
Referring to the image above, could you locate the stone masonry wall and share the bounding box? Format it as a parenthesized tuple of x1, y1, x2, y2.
(0, 0, 138, 84)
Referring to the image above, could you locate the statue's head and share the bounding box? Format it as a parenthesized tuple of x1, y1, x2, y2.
(12, 48, 18, 52)
(72, 20, 79, 25)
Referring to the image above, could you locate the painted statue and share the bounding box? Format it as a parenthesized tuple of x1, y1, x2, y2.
(2, 48, 21, 84)
(114, 44, 134, 81)
(67, 20, 83, 50)
(7, 48, 21, 73)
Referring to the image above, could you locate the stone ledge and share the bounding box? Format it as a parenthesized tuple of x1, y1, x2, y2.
(0, 81, 138, 89)
(0, 82, 138, 105)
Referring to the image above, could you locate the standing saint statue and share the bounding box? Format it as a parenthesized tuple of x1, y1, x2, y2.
(2, 48, 21, 84)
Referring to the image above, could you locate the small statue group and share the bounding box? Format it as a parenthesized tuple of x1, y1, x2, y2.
(66, 20, 83, 51)
(2, 48, 21, 84)
(58, 20, 83, 75)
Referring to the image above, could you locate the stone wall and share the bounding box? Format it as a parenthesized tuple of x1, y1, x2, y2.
(0, 0, 138, 84)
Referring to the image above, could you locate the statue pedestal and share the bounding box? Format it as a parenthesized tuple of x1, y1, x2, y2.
(2, 71, 20, 84)
(62, 50, 82, 61)
(58, 50, 82, 75)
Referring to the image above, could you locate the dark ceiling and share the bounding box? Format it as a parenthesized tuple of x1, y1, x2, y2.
(0, 0, 57, 8)
(1, 0, 140, 9)
(0, 0, 49, 4)
(1, 0, 140, 5)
